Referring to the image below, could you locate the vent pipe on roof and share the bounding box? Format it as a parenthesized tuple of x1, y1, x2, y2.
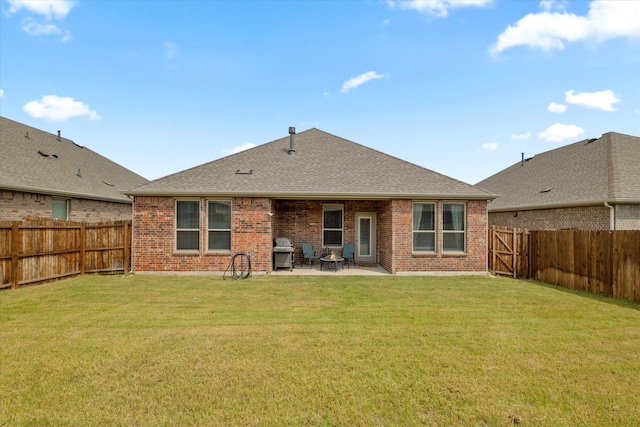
(57, 130, 61, 141)
(288, 127, 296, 156)
(521, 152, 524, 167)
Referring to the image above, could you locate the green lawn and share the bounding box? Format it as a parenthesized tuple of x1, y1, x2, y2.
(1, 274, 639, 426)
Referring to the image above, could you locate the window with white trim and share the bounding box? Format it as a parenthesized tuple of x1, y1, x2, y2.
(443, 202, 466, 252)
(413, 202, 435, 252)
(323, 204, 343, 247)
(52, 198, 68, 220)
(176, 200, 200, 250)
(207, 200, 231, 251)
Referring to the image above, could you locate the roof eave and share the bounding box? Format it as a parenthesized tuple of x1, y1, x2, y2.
(488, 198, 640, 212)
(126, 190, 495, 200)
(1, 184, 133, 204)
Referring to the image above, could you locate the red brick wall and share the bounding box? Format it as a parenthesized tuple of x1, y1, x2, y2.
(133, 196, 488, 274)
(390, 199, 488, 274)
(273, 200, 383, 263)
(132, 196, 272, 273)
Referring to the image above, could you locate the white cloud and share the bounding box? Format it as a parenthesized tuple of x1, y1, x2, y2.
(22, 17, 60, 36)
(227, 143, 256, 155)
(7, 0, 74, 20)
(341, 71, 387, 93)
(537, 123, 584, 142)
(387, 0, 493, 18)
(539, 0, 568, 13)
(548, 102, 567, 113)
(0, 89, 4, 98)
(490, 0, 640, 55)
(511, 132, 532, 140)
(23, 95, 100, 122)
(482, 142, 498, 151)
(565, 89, 620, 111)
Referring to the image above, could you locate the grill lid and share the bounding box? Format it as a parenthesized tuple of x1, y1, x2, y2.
(274, 237, 292, 247)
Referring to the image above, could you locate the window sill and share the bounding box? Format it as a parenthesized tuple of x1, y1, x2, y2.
(412, 251, 437, 257)
(205, 250, 231, 255)
(173, 250, 200, 256)
(442, 252, 467, 257)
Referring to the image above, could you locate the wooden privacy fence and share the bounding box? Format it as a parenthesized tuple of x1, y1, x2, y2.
(488, 226, 530, 278)
(489, 227, 640, 304)
(0, 219, 131, 289)
(530, 229, 640, 303)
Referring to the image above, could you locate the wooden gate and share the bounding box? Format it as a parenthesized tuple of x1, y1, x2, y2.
(488, 226, 529, 278)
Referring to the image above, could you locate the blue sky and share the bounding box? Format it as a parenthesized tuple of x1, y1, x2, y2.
(1, 0, 639, 184)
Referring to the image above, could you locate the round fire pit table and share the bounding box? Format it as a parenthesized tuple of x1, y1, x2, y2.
(320, 255, 344, 272)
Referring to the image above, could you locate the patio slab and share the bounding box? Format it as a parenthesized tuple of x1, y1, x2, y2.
(271, 264, 390, 276)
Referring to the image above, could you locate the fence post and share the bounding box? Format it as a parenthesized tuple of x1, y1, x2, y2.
(11, 223, 20, 289)
(80, 223, 86, 275)
(123, 222, 130, 274)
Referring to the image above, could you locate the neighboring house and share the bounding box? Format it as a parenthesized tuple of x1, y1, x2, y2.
(0, 116, 149, 222)
(127, 128, 495, 274)
(476, 131, 640, 230)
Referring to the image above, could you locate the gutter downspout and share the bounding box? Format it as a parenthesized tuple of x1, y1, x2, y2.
(604, 202, 615, 230)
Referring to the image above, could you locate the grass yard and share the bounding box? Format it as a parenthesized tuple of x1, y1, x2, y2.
(1, 274, 639, 426)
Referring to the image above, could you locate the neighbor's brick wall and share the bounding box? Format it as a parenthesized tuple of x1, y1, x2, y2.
(0, 190, 132, 222)
(132, 196, 273, 273)
(615, 204, 640, 230)
(489, 205, 610, 230)
(390, 199, 488, 274)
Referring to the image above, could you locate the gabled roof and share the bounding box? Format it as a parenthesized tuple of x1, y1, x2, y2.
(476, 132, 640, 212)
(0, 116, 149, 203)
(127, 128, 494, 200)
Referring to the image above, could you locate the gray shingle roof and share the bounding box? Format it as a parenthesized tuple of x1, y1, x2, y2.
(1, 116, 149, 203)
(127, 128, 494, 200)
(476, 132, 640, 211)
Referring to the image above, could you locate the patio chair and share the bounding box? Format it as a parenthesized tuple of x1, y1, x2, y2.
(300, 243, 319, 267)
(341, 243, 355, 268)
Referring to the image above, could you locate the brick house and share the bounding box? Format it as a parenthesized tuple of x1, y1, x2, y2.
(476, 131, 640, 230)
(127, 128, 495, 275)
(0, 116, 149, 222)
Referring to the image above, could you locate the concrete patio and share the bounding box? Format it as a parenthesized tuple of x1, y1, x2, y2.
(270, 263, 390, 276)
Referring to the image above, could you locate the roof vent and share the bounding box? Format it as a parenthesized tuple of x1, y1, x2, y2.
(540, 187, 554, 193)
(235, 169, 253, 175)
(77, 169, 82, 177)
(57, 130, 61, 141)
(38, 150, 49, 157)
(25, 131, 30, 139)
(288, 126, 296, 156)
(102, 180, 114, 186)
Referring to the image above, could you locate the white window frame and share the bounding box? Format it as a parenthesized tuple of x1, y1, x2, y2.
(412, 201, 436, 253)
(206, 200, 232, 252)
(175, 199, 200, 251)
(442, 202, 466, 253)
(52, 198, 69, 220)
(323, 204, 344, 248)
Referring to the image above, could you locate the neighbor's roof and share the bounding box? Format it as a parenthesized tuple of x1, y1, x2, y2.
(127, 128, 495, 200)
(476, 131, 640, 212)
(0, 116, 149, 203)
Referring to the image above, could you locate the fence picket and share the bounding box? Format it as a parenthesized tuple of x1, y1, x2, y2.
(489, 227, 639, 304)
(0, 219, 131, 289)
